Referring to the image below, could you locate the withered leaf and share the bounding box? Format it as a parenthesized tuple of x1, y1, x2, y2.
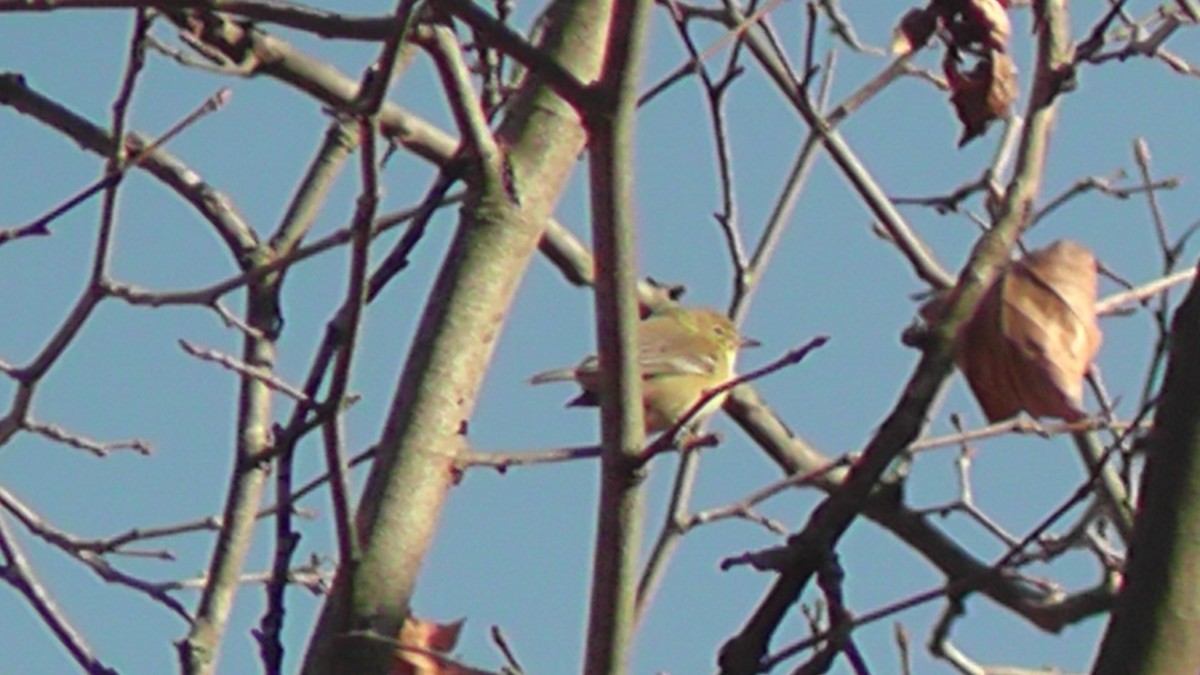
(392, 615, 469, 675)
(956, 240, 1102, 422)
(946, 50, 1018, 146)
(892, 8, 938, 55)
(963, 0, 1011, 51)
(936, 0, 1012, 52)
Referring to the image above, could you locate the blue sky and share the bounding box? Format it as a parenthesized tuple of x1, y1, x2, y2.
(1, 2, 1198, 673)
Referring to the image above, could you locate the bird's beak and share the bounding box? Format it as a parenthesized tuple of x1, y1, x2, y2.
(740, 336, 762, 349)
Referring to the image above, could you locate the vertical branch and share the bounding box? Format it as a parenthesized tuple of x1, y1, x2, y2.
(635, 450, 699, 619)
(96, 9, 150, 283)
(174, 15, 385, 675)
(635, 0, 754, 622)
(258, 10, 414, 672)
(582, 0, 655, 672)
(317, 11, 414, 576)
(1131, 139, 1179, 412)
(1092, 263, 1200, 674)
(256, 119, 361, 674)
(301, 0, 615, 671)
(323, 117, 379, 570)
(181, 3, 417, 665)
(660, 0, 749, 295)
(180, 270, 279, 675)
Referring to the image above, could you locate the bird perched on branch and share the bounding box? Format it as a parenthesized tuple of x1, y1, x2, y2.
(530, 306, 757, 435)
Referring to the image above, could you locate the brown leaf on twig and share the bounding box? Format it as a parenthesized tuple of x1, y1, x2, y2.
(895, 0, 1011, 55)
(945, 50, 1018, 146)
(954, 240, 1102, 422)
(961, 0, 1011, 51)
(896, 0, 1015, 145)
(892, 8, 938, 55)
(392, 615, 468, 675)
(930, 0, 1012, 52)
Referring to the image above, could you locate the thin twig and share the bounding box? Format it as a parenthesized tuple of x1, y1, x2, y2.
(25, 420, 153, 457)
(179, 340, 313, 404)
(0, 513, 118, 675)
(0, 88, 231, 243)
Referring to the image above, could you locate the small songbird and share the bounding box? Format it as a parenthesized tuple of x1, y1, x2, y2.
(530, 306, 757, 434)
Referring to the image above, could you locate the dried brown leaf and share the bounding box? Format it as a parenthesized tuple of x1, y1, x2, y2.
(392, 615, 467, 675)
(892, 8, 939, 55)
(946, 50, 1018, 146)
(964, 0, 1011, 51)
(934, 0, 1012, 51)
(956, 240, 1102, 422)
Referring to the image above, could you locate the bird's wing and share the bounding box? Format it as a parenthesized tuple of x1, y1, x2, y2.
(639, 349, 719, 377)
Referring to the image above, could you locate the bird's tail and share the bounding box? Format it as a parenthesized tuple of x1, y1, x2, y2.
(529, 367, 577, 385)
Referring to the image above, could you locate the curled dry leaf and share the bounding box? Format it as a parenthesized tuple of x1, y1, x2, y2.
(954, 240, 1103, 422)
(892, 0, 1010, 56)
(946, 50, 1018, 146)
(892, 8, 938, 55)
(893, 0, 1015, 144)
(392, 615, 469, 675)
(961, 0, 1011, 51)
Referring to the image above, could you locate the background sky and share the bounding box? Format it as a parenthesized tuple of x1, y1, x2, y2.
(1, 2, 1198, 674)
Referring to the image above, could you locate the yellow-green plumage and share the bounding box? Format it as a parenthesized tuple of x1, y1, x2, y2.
(529, 307, 754, 433)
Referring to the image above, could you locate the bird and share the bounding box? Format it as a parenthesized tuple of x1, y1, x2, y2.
(529, 306, 757, 435)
